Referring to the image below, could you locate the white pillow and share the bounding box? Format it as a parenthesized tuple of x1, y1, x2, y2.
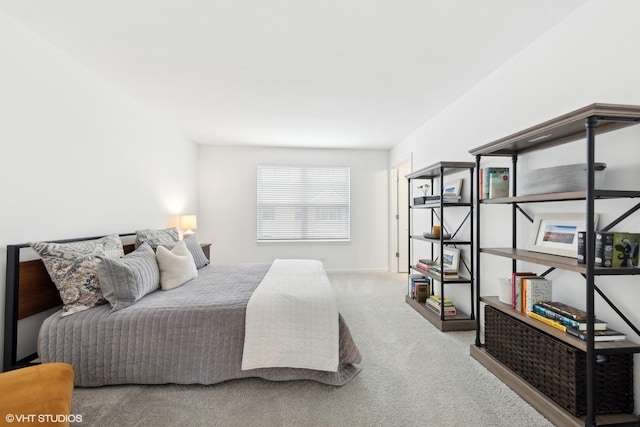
(156, 240, 197, 290)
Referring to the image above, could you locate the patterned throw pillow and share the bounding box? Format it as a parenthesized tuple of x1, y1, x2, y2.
(158, 235, 210, 269)
(30, 234, 125, 316)
(96, 242, 160, 312)
(134, 227, 179, 249)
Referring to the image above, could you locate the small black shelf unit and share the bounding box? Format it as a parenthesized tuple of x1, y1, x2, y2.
(470, 103, 640, 427)
(405, 161, 476, 332)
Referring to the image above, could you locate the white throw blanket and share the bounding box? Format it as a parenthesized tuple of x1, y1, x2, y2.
(241, 259, 339, 372)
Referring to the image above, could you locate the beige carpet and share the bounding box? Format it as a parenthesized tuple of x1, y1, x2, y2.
(70, 271, 553, 427)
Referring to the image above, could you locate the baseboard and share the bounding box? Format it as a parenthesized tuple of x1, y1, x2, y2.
(325, 268, 392, 273)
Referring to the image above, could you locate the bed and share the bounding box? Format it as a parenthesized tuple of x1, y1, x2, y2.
(4, 232, 362, 387)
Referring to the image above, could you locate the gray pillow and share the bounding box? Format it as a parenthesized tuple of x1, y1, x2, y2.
(30, 234, 125, 316)
(159, 235, 210, 269)
(96, 242, 160, 312)
(134, 227, 179, 249)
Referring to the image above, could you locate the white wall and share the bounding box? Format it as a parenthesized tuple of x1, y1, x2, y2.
(198, 146, 388, 271)
(391, 0, 640, 411)
(0, 11, 198, 367)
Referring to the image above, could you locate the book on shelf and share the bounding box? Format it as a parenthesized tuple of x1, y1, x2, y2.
(425, 305, 457, 317)
(425, 301, 457, 317)
(415, 262, 433, 273)
(414, 195, 462, 205)
(425, 195, 461, 201)
(416, 259, 459, 278)
(429, 265, 460, 278)
(532, 304, 607, 331)
(428, 294, 454, 306)
(409, 275, 429, 299)
(528, 311, 567, 332)
(488, 171, 510, 199)
(423, 195, 462, 205)
(595, 231, 614, 267)
(565, 326, 627, 342)
(511, 272, 535, 311)
(414, 283, 429, 302)
(521, 277, 551, 314)
(611, 232, 640, 268)
(577, 230, 586, 264)
(537, 301, 588, 322)
(480, 167, 509, 199)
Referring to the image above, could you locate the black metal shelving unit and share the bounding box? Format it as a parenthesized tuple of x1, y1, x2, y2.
(405, 161, 476, 332)
(469, 103, 640, 427)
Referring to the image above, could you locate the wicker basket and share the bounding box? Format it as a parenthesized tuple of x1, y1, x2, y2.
(484, 306, 634, 416)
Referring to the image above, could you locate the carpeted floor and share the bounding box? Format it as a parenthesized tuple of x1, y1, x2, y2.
(71, 271, 553, 426)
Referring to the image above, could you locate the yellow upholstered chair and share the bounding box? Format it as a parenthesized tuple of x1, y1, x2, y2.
(0, 363, 75, 427)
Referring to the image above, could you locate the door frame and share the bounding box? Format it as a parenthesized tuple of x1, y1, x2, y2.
(391, 158, 411, 273)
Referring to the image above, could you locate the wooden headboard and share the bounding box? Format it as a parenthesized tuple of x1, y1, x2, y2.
(3, 233, 135, 371)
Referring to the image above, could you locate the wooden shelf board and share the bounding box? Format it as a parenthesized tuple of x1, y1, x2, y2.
(480, 190, 640, 204)
(405, 295, 476, 332)
(480, 296, 640, 354)
(409, 266, 471, 283)
(410, 235, 471, 245)
(470, 345, 640, 427)
(410, 202, 472, 209)
(479, 247, 640, 276)
(406, 161, 475, 179)
(469, 103, 640, 157)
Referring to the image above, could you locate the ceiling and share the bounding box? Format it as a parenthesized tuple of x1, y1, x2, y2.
(0, 0, 588, 149)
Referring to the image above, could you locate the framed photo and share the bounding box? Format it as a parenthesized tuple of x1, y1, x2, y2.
(442, 247, 460, 272)
(527, 213, 599, 258)
(442, 179, 462, 197)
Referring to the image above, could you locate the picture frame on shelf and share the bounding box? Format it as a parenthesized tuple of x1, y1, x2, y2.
(527, 213, 599, 258)
(442, 246, 460, 272)
(443, 179, 462, 197)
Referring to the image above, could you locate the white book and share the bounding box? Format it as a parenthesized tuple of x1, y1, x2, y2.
(524, 278, 552, 314)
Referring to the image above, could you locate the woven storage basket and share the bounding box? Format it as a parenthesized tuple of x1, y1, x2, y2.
(484, 306, 634, 416)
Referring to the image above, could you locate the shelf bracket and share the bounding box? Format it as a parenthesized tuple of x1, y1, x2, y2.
(514, 203, 534, 223)
(600, 201, 640, 232)
(586, 276, 640, 340)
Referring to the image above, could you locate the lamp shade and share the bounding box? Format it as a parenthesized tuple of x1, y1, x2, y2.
(180, 215, 197, 231)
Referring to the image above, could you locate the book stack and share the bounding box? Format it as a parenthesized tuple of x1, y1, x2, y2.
(423, 194, 462, 205)
(414, 195, 462, 206)
(415, 259, 437, 272)
(416, 259, 459, 278)
(409, 275, 430, 301)
(528, 301, 626, 342)
(480, 167, 510, 199)
(425, 295, 457, 317)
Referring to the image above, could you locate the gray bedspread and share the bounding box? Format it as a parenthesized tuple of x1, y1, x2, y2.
(38, 263, 362, 387)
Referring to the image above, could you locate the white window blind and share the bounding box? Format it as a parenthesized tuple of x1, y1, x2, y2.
(257, 165, 350, 241)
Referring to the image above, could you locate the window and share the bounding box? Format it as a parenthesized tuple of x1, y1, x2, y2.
(257, 165, 350, 241)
